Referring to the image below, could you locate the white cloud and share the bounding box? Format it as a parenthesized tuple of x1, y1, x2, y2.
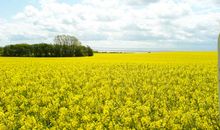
(0, 0, 219, 50)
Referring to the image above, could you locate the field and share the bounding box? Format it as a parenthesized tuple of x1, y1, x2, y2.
(0, 52, 219, 129)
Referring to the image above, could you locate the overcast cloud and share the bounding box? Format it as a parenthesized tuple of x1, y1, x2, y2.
(0, 0, 219, 51)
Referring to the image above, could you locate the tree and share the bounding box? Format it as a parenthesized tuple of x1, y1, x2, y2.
(3, 44, 31, 57)
(53, 35, 93, 57)
(31, 43, 54, 57)
(14, 44, 31, 56)
(87, 46, 94, 56)
(54, 35, 81, 46)
(0, 47, 3, 56)
(54, 35, 82, 57)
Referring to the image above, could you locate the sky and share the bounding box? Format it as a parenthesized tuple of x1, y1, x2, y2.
(0, 0, 219, 51)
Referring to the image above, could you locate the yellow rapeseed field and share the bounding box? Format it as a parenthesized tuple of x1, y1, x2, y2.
(0, 52, 219, 129)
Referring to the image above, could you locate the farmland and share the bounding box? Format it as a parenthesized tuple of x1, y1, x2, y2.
(0, 52, 219, 129)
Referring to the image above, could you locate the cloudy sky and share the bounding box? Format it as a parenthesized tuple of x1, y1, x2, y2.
(0, 0, 219, 51)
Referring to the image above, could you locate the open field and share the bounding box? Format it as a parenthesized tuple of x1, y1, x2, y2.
(0, 52, 219, 129)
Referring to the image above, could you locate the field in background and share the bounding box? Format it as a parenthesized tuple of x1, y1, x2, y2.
(0, 52, 219, 129)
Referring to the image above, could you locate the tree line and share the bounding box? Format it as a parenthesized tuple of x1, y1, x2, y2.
(0, 35, 94, 57)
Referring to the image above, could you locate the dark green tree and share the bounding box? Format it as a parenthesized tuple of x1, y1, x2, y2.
(0, 47, 3, 56)
(87, 46, 94, 56)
